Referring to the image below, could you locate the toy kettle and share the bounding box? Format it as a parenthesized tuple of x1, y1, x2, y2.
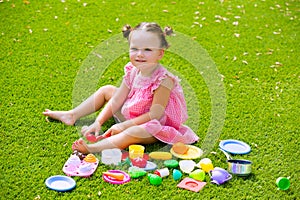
(209, 167, 232, 185)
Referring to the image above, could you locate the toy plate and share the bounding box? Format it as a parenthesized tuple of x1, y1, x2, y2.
(219, 139, 251, 154)
(63, 157, 99, 177)
(102, 170, 131, 184)
(170, 145, 203, 159)
(45, 175, 76, 192)
(130, 161, 157, 171)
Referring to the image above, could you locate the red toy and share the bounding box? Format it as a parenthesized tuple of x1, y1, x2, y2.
(85, 132, 111, 143)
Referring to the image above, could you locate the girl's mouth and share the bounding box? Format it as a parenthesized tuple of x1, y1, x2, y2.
(135, 59, 146, 62)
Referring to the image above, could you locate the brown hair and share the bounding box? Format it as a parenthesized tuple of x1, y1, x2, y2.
(122, 22, 173, 49)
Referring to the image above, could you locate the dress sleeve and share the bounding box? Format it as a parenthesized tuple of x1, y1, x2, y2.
(123, 62, 135, 88)
(150, 68, 179, 93)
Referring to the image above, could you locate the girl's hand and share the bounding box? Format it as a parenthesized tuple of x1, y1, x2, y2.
(81, 121, 102, 137)
(103, 124, 124, 136)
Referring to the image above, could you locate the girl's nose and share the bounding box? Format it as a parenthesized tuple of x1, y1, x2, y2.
(136, 49, 144, 56)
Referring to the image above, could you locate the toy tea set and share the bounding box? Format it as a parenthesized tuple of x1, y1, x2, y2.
(45, 137, 290, 192)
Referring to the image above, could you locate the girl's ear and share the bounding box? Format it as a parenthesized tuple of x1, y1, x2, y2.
(158, 49, 165, 60)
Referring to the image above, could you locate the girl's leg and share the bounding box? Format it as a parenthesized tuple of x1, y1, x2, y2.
(43, 85, 117, 125)
(72, 126, 158, 154)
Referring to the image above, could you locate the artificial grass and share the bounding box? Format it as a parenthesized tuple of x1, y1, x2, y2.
(0, 0, 299, 199)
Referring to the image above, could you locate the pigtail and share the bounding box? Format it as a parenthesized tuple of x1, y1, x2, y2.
(164, 26, 174, 36)
(122, 24, 132, 39)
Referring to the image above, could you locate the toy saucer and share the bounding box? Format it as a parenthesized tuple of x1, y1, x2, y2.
(63, 156, 99, 177)
(102, 170, 130, 184)
(170, 145, 203, 159)
(219, 139, 251, 154)
(45, 175, 76, 192)
(177, 177, 206, 192)
(130, 161, 157, 171)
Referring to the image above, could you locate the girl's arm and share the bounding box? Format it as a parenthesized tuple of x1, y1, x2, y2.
(96, 80, 130, 125)
(106, 77, 174, 135)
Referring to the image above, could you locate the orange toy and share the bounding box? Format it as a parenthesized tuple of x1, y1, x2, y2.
(103, 171, 125, 181)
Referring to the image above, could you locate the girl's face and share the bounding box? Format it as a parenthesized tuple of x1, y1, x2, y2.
(129, 30, 164, 73)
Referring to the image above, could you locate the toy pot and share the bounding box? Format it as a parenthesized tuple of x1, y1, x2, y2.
(209, 167, 232, 185)
(220, 148, 252, 176)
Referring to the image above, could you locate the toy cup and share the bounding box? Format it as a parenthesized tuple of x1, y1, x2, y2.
(129, 145, 145, 159)
(101, 148, 122, 165)
(276, 177, 290, 190)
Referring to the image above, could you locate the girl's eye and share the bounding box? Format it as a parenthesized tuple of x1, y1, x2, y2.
(130, 48, 138, 51)
(145, 48, 152, 51)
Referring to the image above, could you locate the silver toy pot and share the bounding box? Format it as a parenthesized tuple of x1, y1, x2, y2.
(220, 149, 252, 176)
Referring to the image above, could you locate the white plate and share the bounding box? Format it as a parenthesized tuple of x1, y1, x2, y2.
(219, 139, 251, 154)
(45, 175, 76, 192)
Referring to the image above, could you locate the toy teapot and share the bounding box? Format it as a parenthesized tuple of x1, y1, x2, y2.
(209, 167, 232, 185)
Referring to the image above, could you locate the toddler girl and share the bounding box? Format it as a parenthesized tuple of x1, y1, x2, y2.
(43, 22, 199, 153)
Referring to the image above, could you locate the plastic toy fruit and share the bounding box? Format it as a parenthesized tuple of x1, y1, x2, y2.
(198, 158, 214, 173)
(189, 169, 205, 181)
(172, 142, 189, 154)
(149, 152, 172, 160)
(131, 157, 147, 168)
(148, 174, 162, 186)
(103, 171, 125, 181)
(173, 169, 183, 181)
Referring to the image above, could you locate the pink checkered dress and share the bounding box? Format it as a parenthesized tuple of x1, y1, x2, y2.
(121, 62, 199, 144)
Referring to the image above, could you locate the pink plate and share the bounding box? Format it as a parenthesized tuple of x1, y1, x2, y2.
(102, 170, 131, 184)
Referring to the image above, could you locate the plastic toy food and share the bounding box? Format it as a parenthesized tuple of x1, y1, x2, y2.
(131, 157, 147, 168)
(85, 132, 111, 143)
(198, 158, 214, 173)
(149, 152, 172, 160)
(172, 169, 183, 181)
(102, 170, 130, 184)
(79, 163, 92, 173)
(67, 155, 81, 166)
(189, 169, 205, 181)
(72, 150, 85, 160)
(172, 142, 189, 154)
(128, 167, 147, 179)
(148, 174, 162, 186)
(164, 159, 179, 168)
(154, 168, 170, 178)
(103, 171, 125, 181)
(84, 154, 97, 163)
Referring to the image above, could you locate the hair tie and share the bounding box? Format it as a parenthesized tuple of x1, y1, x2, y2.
(164, 26, 173, 36)
(122, 24, 132, 39)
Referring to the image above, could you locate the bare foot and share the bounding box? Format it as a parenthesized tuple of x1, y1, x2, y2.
(43, 109, 75, 125)
(72, 138, 90, 154)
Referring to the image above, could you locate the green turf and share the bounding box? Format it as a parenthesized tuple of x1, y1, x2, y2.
(0, 0, 299, 199)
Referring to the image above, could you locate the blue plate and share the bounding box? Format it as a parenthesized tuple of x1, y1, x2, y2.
(219, 139, 251, 154)
(45, 175, 76, 192)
